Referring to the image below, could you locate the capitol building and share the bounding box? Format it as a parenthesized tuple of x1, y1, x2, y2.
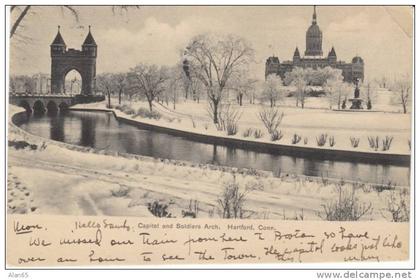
(265, 6, 364, 84)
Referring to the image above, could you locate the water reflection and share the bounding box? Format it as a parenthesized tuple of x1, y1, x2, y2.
(80, 115, 96, 147)
(49, 111, 65, 142)
(16, 110, 410, 185)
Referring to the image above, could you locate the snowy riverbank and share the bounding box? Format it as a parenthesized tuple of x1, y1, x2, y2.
(8, 105, 410, 221)
(72, 99, 411, 159)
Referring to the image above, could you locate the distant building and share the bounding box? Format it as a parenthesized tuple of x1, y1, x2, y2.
(265, 6, 364, 84)
(32, 73, 50, 94)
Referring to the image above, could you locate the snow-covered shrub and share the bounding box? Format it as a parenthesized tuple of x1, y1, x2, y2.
(270, 129, 283, 141)
(382, 136, 394, 151)
(147, 200, 172, 218)
(116, 104, 135, 115)
(372, 180, 395, 193)
(135, 108, 161, 119)
(368, 136, 379, 151)
(291, 133, 302, 144)
(350, 137, 360, 148)
(253, 129, 263, 139)
(317, 184, 373, 221)
(328, 136, 336, 147)
(243, 128, 253, 138)
(258, 108, 284, 141)
(212, 104, 242, 136)
(8, 140, 37, 150)
(316, 133, 328, 147)
(382, 189, 409, 222)
(182, 199, 199, 218)
(190, 116, 196, 128)
(217, 177, 250, 219)
(111, 185, 129, 198)
(226, 122, 238, 135)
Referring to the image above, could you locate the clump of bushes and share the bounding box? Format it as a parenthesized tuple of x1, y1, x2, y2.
(382, 136, 393, 151)
(254, 129, 263, 139)
(8, 140, 37, 150)
(147, 200, 172, 218)
(258, 108, 284, 142)
(217, 176, 250, 219)
(116, 104, 135, 115)
(383, 189, 409, 222)
(182, 199, 199, 218)
(111, 185, 129, 198)
(368, 136, 380, 151)
(270, 130, 283, 141)
(243, 128, 253, 138)
(316, 133, 328, 147)
(368, 136, 394, 151)
(213, 104, 242, 136)
(328, 136, 336, 147)
(350, 137, 360, 148)
(135, 108, 161, 120)
(291, 133, 302, 144)
(317, 183, 373, 221)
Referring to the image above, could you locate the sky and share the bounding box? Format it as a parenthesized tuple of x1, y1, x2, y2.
(9, 6, 413, 81)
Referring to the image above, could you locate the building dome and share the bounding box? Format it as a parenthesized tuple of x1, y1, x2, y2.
(307, 24, 321, 36)
(305, 6, 323, 56)
(352, 56, 364, 64)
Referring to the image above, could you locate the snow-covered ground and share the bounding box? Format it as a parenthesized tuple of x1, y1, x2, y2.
(8, 105, 410, 221)
(73, 95, 411, 155)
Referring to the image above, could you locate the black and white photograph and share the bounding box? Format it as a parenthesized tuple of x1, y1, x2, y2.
(5, 4, 414, 269)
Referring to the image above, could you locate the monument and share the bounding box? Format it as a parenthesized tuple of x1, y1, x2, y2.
(349, 80, 364, 110)
(50, 26, 97, 96)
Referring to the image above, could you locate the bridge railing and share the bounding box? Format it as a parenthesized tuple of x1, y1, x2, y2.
(9, 92, 75, 98)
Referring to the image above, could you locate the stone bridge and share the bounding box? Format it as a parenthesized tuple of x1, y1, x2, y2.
(9, 94, 75, 113)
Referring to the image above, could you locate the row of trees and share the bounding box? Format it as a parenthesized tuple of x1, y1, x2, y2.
(262, 67, 351, 110)
(96, 33, 411, 117)
(96, 34, 256, 124)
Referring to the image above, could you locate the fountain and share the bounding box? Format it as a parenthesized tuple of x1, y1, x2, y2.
(348, 80, 364, 110)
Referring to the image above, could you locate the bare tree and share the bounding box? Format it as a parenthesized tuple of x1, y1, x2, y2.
(261, 74, 285, 107)
(164, 66, 184, 109)
(391, 76, 411, 114)
(229, 71, 257, 106)
(114, 73, 127, 105)
(323, 70, 349, 110)
(127, 64, 168, 112)
(96, 73, 115, 108)
(285, 68, 309, 108)
(10, 6, 140, 39)
(184, 33, 254, 124)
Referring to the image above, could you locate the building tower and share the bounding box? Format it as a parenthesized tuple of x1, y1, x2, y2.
(293, 47, 301, 64)
(50, 26, 97, 95)
(305, 6, 323, 56)
(328, 46, 337, 64)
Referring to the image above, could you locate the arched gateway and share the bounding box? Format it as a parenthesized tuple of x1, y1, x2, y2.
(50, 26, 97, 95)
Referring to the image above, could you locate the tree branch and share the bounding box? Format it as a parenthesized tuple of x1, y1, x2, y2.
(10, 5, 31, 38)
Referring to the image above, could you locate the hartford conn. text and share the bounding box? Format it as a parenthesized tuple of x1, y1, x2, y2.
(12, 218, 404, 265)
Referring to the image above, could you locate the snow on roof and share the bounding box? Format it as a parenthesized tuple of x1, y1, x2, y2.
(302, 55, 325, 59)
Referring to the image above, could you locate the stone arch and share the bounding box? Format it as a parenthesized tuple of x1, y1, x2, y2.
(18, 100, 32, 113)
(59, 102, 69, 111)
(51, 51, 96, 96)
(47, 100, 58, 112)
(63, 68, 83, 95)
(33, 100, 46, 113)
